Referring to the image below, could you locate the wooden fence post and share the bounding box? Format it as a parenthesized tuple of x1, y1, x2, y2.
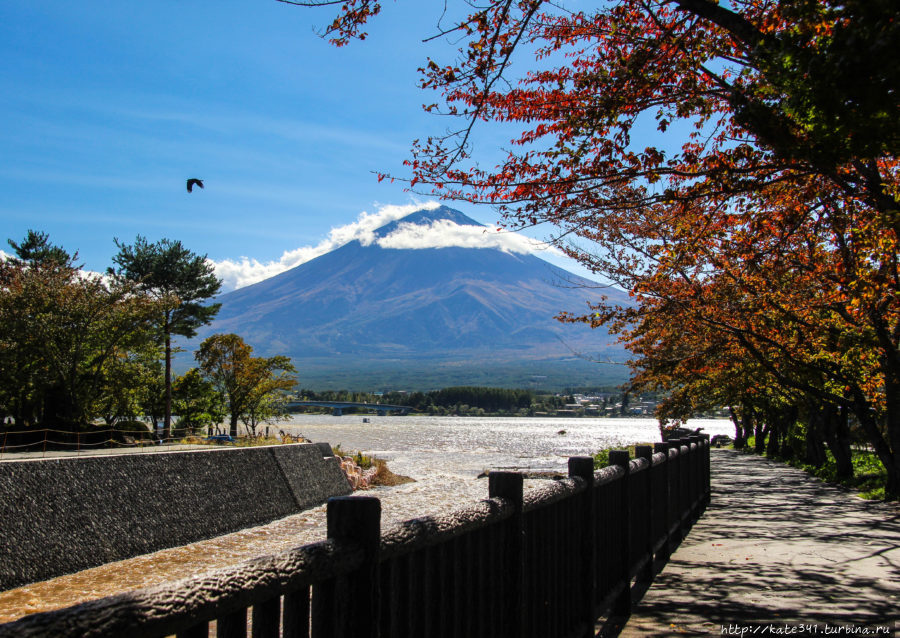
(668, 440, 685, 548)
(685, 437, 696, 516)
(251, 596, 281, 638)
(608, 450, 631, 619)
(634, 446, 654, 584)
(672, 438, 690, 528)
(689, 436, 701, 514)
(702, 434, 711, 505)
(653, 442, 672, 561)
(568, 456, 596, 638)
(489, 471, 524, 638)
(317, 496, 381, 638)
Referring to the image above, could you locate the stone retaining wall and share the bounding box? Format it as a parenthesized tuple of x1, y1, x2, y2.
(0, 443, 351, 590)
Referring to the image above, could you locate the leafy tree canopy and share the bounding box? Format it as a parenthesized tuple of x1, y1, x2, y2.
(0, 253, 162, 428)
(293, 0, 900, 495)
(195, 334, 296, 437)
(110, 236, 223, 438)
(110, 236, 222, 338)
(7, 229, 75, 268)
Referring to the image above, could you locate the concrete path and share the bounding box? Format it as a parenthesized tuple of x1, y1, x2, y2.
(620, 448, 900, 636)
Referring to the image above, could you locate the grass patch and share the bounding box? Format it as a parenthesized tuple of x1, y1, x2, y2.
(178, 435, 290, 447)
(332, 444, 376, 468)
(370, 458, 415, 487)
(233, 435, 286, 447)
(790, 450, 887, 500)
(331, 443, 415, 487)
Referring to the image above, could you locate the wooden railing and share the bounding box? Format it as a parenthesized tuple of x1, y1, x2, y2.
(0, 436, 710, 638)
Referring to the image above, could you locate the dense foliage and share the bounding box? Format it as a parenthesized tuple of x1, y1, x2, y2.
(0, 234, 164, 429)
(0, 233, 294, 440)
(297, 0, 900, 496)
(427, 386, 533, 413)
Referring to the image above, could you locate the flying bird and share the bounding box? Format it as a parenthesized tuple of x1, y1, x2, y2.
(186, 178, 204, 193)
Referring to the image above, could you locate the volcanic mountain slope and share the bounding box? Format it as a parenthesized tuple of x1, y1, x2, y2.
(190, 206, 631, 389)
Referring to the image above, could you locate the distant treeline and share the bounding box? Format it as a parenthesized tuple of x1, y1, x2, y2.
(294, 386, 596, 416)
(427, 387, 533, 412)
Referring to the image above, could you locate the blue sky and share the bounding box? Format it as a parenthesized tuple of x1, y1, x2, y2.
(0, 1, 606, 290)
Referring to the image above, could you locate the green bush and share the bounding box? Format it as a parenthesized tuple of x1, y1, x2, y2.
(592, 443, 655, 469)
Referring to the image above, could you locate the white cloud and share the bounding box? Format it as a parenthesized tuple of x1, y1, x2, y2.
(376, 219, 560, 257)
(211, 201, 561, 291)
(329, 201, 441, 248)
(212, 202, 439, 290)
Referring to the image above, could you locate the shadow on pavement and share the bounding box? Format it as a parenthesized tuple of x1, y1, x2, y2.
(615, 449, 900, 636)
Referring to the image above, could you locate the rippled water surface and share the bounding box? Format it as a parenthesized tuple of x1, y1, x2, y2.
(280, 415, 731, 479)
(0, 416, 731, 623)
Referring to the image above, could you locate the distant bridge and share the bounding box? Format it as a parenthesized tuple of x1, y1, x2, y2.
(287, 401, 412, 417)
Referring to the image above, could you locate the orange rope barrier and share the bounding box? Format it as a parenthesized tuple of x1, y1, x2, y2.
(0, 427, 232, 459)
(0, 427, 157, 436)
(0, 426, 273, 462)
(2, 441, 45, 450)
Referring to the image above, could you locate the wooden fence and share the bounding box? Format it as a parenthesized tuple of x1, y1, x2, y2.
(0, 436, 710, 638)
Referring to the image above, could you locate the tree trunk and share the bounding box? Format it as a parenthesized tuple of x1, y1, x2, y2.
(778, 405, 798, 459)
(741, 405, 755, 444)
(853, 395, 899, 499)
(164, 331, 172, 443)
(229, 412, 239, 438)
(822, 404, 853, 479)
(765, 421, 780, 457)
(754, 421, 767, 454)
(729, 406, 745, 449)
(883, 374, 900, 499)
(804, 405, 827, 468)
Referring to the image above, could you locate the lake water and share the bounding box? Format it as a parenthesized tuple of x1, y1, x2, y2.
(0, 416, 732, 623)
(278, 414, 731, 478)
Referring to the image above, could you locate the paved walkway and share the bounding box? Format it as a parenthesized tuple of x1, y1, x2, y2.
(620, 449, 900, 636)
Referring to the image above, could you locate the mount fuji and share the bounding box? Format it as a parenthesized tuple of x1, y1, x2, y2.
(187, 206, 630, 390)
